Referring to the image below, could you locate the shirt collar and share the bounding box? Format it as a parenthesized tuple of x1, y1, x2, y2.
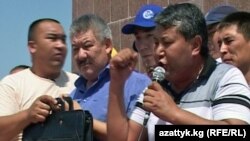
(74, 64, 110, 89)
(198, 56, 217, 80)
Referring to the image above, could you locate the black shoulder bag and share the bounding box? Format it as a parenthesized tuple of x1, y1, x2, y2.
(22, 97, 93, 141)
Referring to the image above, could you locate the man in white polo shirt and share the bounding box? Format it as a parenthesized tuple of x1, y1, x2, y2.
(0, 18, 78, 141)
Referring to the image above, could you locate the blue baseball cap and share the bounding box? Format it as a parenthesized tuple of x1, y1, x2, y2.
(122, 4, 163, 34)
(205, 5, 237, 25)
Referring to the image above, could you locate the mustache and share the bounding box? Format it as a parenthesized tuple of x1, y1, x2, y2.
(77, 59, 91, 66)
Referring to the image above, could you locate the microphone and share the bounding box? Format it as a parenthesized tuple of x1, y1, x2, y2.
(136, 66, 166, 124)
(136, 66, 166, 107)
(151, 66, 166, 82)
(144, 66, 166, 122)
(136, 66, 166, 141)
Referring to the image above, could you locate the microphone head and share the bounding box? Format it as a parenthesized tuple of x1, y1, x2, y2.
(152, 66, 165, 82)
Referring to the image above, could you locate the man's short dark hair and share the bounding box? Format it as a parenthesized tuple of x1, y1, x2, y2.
(218, 12, 250, 41)
(28, 18, 60, 41)
(155, 3, 209, 58)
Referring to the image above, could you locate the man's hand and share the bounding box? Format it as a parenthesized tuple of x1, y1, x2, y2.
(110, 48, 138, 82)
(26, 95, 57, 124)
(143, 82, 179, 121)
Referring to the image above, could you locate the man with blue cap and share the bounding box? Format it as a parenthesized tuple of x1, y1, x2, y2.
(205, 5, 237, 62)
(122, 4, 163, 75)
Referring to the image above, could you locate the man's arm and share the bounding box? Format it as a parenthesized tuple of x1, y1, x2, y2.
(93, 119, 108, 141)
(0, 110, 31, 141)
(143, 70, 250, 125)
(0, 95, 57, 141)
(107, 48, 146, 141)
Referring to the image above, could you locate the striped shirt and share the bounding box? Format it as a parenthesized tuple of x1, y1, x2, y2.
(131, 57, 250, 141)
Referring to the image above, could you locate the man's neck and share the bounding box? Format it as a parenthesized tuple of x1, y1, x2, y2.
(171, 61, 204, 93)
(30, 67, 61, 81)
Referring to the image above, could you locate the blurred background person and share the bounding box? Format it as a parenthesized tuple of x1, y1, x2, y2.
(122, 4, 163, 76)
(9, 65, 30, 74)
(205, 5, 237, 62)
(218, 11, 250, 85)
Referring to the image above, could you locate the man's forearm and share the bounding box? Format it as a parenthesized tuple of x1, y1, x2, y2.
(107, 80, 129, 141)
(0, 110, 30, 141)
(93, 119, 108, 141)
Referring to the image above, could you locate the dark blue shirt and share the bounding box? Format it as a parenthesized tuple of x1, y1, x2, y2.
(70, 65, 151, 122)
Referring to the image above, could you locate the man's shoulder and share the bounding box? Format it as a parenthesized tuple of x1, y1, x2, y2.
(215, 62, 234, 69)
(208, 62, 248, 87)
(1, 69, 30, 83)
(213, 63, 241, 77)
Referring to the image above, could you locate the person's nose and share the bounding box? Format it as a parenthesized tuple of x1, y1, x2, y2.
(219, 42, 228, 55)
(77, 48, 87, 59)
(155, 43, 163, 57)
(154, 44, 166, 63)
(55, 39, 66, 49)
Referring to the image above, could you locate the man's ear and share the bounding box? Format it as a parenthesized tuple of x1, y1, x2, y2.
(28, 41, 37, 54)
(104, 38, 112, 55)
(191, 35, 202, 56)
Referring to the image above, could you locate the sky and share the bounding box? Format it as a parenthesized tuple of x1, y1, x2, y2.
(0, 0, 72, 79)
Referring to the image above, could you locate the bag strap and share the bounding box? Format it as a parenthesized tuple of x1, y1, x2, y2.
(55, 97, 65, 111)
(55, 97, 74, 111)
(62, 96, 74, 111)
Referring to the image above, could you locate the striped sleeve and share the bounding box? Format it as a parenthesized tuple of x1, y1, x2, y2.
(212, 67, 250, 123)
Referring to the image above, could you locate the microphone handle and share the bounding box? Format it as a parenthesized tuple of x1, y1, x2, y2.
(143, 111, 150, 126)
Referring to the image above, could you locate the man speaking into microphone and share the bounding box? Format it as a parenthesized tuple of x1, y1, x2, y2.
(107, 3, 250, 141)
